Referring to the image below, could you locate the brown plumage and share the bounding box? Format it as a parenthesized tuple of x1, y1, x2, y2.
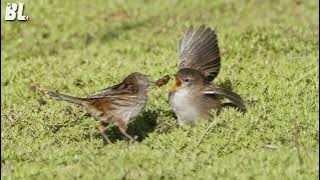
(48, 72, 150, 143)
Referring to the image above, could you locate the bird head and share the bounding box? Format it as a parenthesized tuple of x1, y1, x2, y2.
(124, 72, 150, 91)
(171, 68, 207, 92)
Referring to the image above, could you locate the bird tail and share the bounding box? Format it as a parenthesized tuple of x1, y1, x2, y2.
(203, 87, 246, 112)
(47, 91, 85, 106)
(214, 88, 246, 112)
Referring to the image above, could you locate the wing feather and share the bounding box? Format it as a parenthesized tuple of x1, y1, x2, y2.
(203, 86, 246, 111)
(178, 25, 221, 82)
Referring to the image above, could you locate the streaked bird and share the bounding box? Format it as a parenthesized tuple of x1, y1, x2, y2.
(48, 72, 150, 143)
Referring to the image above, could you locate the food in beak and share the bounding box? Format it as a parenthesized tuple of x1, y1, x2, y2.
(155, 75, 171, 87)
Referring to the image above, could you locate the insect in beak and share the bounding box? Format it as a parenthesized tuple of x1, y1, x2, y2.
(148, 74, 171, 90)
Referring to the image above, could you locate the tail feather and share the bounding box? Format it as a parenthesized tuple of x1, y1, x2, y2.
(47, 91, 85, 106)
(203, 87, 246, 112)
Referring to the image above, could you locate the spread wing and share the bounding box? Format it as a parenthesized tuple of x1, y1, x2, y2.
(203, 86, 246, 111)
(178, 25, 221, 82)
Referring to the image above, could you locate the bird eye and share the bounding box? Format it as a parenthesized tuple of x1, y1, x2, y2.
(184, 79, 190, 83)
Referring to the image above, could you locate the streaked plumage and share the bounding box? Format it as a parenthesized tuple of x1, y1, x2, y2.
(48, 72, 149, 143)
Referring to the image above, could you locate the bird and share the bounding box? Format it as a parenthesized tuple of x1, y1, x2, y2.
(169, 25, 246, 127)
(47, 72, 151, 143)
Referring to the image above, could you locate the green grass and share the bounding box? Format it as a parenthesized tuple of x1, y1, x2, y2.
(1, 0, 319, 179)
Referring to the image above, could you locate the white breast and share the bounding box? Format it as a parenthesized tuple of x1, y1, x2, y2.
(169, 89, 200, 126)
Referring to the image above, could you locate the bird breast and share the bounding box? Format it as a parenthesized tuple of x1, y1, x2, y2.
(117, 95, 147, 123)
(169, 89, 201, 125)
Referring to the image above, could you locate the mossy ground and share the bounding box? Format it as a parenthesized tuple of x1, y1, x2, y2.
(1, 0, 319, 179)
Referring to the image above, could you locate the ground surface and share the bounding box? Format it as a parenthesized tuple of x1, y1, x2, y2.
(1, 0, 319, 179)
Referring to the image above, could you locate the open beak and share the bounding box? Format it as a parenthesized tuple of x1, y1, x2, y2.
(171, 75, 182, 92)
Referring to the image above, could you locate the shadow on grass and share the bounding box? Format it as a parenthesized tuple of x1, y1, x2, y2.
(109, 110, 158, 142)
(216, 79, 234, 90)
(86, 109, 160, 144)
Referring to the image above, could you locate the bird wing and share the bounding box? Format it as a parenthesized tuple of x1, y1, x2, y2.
(178, 25, 221, 82)
(202, 86, 246, 111)
(87, 83, 138, 99)
(84, 83, 140, 115)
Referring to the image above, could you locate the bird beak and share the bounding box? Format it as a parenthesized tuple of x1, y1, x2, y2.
(171, 75, 182, 92)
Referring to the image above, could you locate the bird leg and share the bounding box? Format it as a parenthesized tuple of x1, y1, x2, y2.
(115, 119, 138, 143)
(98, 123, 111, 144)
(119, 127, 137, 143)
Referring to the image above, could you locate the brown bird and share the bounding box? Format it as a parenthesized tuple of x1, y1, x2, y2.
(169, 25, 245, 126)
(48, 72, 151, 143)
